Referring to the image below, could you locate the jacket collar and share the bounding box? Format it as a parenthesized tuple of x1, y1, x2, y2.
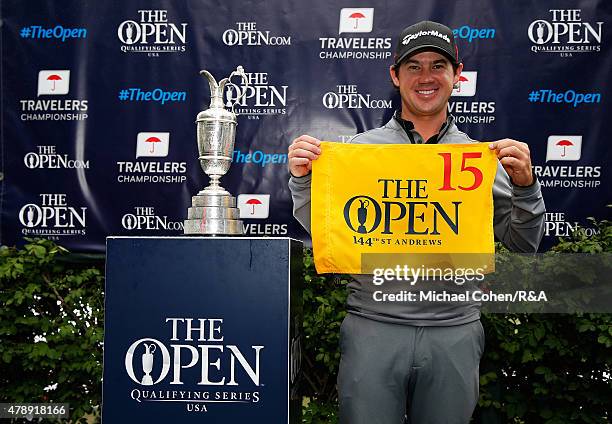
(389, 110, 456, 144)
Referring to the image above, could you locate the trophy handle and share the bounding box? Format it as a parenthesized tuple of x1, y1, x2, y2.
(225, 66, 249, 114)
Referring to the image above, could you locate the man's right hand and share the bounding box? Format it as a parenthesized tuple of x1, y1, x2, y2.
(288, 135, 322, 177)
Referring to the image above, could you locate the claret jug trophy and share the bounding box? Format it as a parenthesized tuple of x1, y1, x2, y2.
(184, 66, 248, 235)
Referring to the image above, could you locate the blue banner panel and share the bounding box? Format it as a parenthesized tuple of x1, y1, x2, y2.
(103, 237, 302, 423)
(1, 0, 611, 252)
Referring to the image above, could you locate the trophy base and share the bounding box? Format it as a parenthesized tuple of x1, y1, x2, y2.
(184, 193, 243, 235)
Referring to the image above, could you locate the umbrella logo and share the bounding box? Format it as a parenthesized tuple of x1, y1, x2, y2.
(451, 71, 477, 97)
(37, 70, 70, 96)
(349, 12, 366, 29)
(556, 139, 573, 157)
(246, 198, 262, 215)
(145, 136, 162, 153)
(339, 8, 374, 34)
(237, 194, 270, 219)
(546, 136, 582, 162)
(47, 74, 62, 91)
(136, 132, 170, 158)
(455, 75, 469, 93)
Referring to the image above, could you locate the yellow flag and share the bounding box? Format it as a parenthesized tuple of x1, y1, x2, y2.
(311, 142, 498, 274)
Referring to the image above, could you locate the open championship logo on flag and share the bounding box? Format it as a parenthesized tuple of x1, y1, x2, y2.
(311, 143, 498, 274)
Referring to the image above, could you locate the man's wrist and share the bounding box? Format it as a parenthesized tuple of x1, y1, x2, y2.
(512, 176, 540, 196)
(290, 171, 312, 179)
(512, 175, 536, 188)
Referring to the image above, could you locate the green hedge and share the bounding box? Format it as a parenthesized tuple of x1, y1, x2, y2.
(0, 241, 104, 422)
(0, 216, 610, 423)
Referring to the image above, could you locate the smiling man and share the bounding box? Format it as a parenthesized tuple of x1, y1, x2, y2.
(288, 21, 545, 424)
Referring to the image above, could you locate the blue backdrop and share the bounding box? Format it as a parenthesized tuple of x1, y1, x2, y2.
(2, 0, 610, 251)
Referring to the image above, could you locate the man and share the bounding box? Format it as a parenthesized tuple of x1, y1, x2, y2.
(288, 21, 545, 424)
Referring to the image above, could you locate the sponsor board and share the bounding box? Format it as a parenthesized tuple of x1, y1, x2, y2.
(528, 9, 603, 57)
(19, 194, 87, 240)
(533, 136, 601, 189)
(20, 70, 88, 121)
(319, 8, 391, 60)
(117, 132, 187, 184)
(118, 9, 188, 56)
(222, 22, 291, 46)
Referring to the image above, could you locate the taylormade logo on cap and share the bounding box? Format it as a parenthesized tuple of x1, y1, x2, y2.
(402, 30, 450, 45)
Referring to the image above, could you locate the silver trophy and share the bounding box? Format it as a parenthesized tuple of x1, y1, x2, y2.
(184, 66, 248, 235)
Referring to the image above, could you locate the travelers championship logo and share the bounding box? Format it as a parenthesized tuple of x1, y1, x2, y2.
(451, 71, 477, 97)
(135, 132, 170, 158)
(338, 8, 374, 33)
(448, 71, 495, 124)
(322, 84, 392, 109)
(38, 70, 70, 95)
(20, 70, 88, 121)
(124, 317, 263, 413)
(116, 132, 187, 184)
(236, 194, 288, 235)
(19, 194, 87, 240)
(222, 22, 291, 46)
(237, 195, 270, 219)
(533, 136, 601, 189)
(311, 143, 498, 274)
(319, 8, 391, 60)
(546, 136, 582, 162)
(117, 9, 187, 55)
(224, 72, 287, 119)
(528, 9, 602, 56)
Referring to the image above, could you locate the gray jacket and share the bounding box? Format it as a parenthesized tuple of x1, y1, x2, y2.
(289, 116, 546, 326)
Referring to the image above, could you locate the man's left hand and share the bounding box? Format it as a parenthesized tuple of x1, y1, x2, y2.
(488, 139, 534, 187)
